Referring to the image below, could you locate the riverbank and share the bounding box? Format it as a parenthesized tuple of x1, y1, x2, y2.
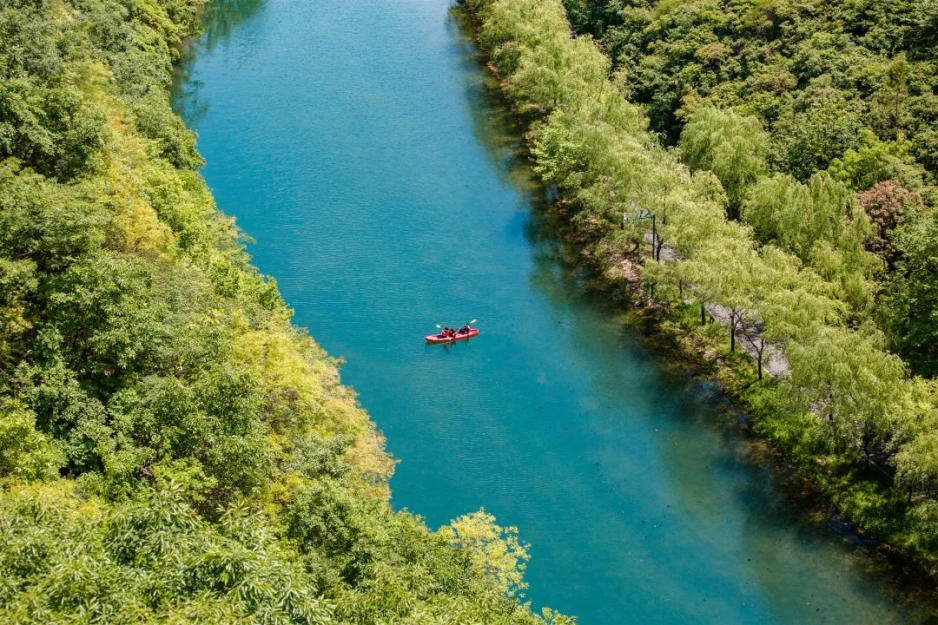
(529, 187, 937, 596)
(457, 0, 938, 591)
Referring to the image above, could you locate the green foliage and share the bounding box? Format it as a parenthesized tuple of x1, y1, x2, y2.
(131, 92, 204, 169)
(679, 106, 768, 216)
(828, 130, 924, 191)
(0, 0, 564, 621)
(743, 172, 878, 310)
(771, 94, 865, 182)
(894, 380, 938, 498)
(0, 483, 333, 624)
(882, 209, 938, 377)
(571, 0, 938, 188)
(0, 0, 106, 180)
(0, 402, 60, 481)
(440, 509, 531, 598)
(786, 324, 905, 457)
(745, 174, 851, 260)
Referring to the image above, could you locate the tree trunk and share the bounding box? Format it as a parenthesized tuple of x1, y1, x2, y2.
(701, 302, 706, 326)
(757, 338, 765, 380)
(730, 319, 736, 352)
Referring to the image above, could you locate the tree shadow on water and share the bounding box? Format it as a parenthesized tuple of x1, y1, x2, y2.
(171, 0, 267, 125)
(446, 6, 543, 201)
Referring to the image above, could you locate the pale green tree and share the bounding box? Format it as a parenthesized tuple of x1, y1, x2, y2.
(681, 237, 758, 353)
(743, 172, 878, 312)
(680, 106, 769, 218)
(742, 172, 871, 261)
(440, 509, 531, 598)
(740, 247, 844, 379)
(893, 379, 938, 502)
(786, 325, 906, 460)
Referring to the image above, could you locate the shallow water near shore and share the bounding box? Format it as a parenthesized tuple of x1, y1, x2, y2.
(173, 0, 935, 622)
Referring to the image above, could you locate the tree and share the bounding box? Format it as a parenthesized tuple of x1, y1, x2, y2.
(679, 106, 768, 218)
(871, 54, 912, 140)
(0, 402, 60, 481)
(509, 36, 610, 115)
(893, 379, 938, 502)
(856, 180, 922, 260)
(739, 247, 842, 380)
(786, 325, 906, 460)
(882, 209, 938, 376)
(742, 172, 878, 312)
(681, 237, 758, 353)
(743, 172, 869, 262)
(770, 93, 865, 181)
(439, 509, 531, 598)
(827, 130, 924, 191)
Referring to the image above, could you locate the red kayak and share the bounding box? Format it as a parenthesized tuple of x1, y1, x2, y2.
(426, 328, 479, 344)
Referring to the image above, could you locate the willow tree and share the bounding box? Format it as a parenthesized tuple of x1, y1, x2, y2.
(883, 209, 938, 376)
(742, 172, 878, 312)
(893, 379, 938, 502)
(508, 35, 610, 115)
(786, 325, 906, 460)
(742, 173, 870, 261)
(679, 106, 769, 219)
(680, 237, 759, 353)
(744, 247, 844, 380)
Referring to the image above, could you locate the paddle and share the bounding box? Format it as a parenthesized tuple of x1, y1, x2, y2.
(437, 320, 476, 327)
(437, 320, 475, 329)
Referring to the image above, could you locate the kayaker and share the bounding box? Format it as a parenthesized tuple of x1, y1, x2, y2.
(458, 325, 471, 335)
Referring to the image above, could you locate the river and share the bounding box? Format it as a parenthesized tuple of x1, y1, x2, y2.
(172, 0, 931, 622)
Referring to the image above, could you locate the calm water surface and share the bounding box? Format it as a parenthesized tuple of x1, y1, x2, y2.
(174, 1, 932, 622)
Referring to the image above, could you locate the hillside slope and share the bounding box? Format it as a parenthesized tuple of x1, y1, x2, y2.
(0, 1, 569, 622)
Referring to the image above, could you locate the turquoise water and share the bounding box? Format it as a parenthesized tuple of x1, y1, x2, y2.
(174, 1, 931, 622)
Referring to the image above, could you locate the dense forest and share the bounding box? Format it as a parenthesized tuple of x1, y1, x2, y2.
(0, 0, 571, 622)
(461, 0, 938, 574)
(562, 0, 938, 374)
